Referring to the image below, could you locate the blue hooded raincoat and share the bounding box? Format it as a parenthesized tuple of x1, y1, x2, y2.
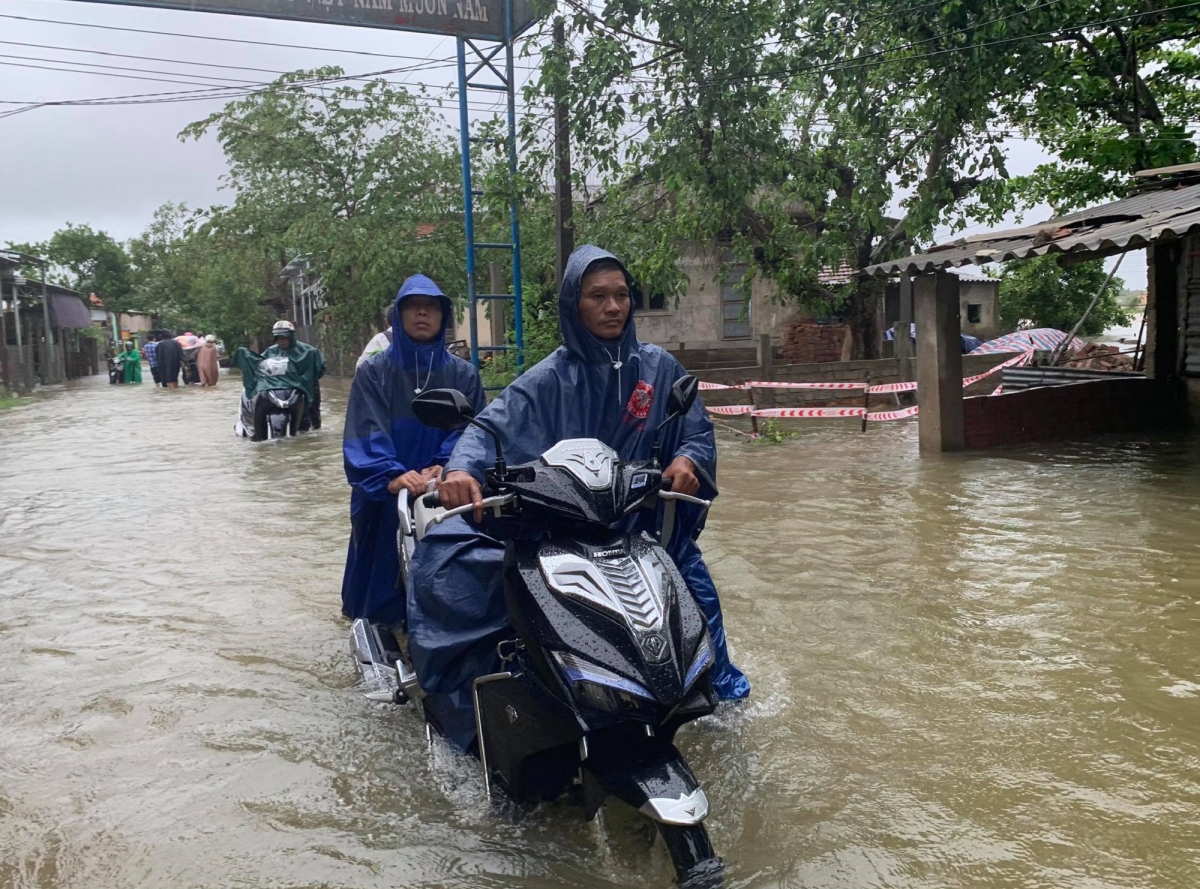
(408, 245, 750, 751)
(341, 275, 485, 625)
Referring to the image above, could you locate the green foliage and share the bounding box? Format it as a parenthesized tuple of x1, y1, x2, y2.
(999, 256, 1131, 335)
(1002, 1, 1200, 211)
(6, 225, 134, 314)
(752, 419, 800, 444)
(179, 68, 468, 351)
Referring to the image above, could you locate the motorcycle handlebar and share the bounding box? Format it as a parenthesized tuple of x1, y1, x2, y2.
(430, 493, 516, 525)
(658, 490, 712, 508)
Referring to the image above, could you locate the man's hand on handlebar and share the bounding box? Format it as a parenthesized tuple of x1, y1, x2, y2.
(662, 455, 700, 496)
(388, 470, 429, 499)
(439, 470, 485, 522)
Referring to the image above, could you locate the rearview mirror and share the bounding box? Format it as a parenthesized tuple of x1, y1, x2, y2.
(412, 388, 475, 430)
(668, 375, 699, 416)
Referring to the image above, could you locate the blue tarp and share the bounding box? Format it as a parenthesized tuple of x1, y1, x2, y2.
(341, 275, 485, 625)
(885, 323, 981, 354)
(408, 245, 750, 751)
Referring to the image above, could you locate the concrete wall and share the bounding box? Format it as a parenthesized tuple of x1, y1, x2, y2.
(959, 280, 1000, 342)
(693, 352, 1013, 411)
(962, 378, 1179, 449)
(636, 249, 800, 352)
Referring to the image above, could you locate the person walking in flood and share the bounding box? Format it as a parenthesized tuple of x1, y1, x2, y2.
(155, 330, 182, 389)
(143, 332, 161, 385)
(196, 334, 220, 387)
(120, 341, 143, 384)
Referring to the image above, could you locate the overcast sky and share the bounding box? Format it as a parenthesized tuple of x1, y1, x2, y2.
(0, 0, 1146, 290)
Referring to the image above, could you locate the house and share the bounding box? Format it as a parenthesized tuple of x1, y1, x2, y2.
(633, 248, 801, 364)
(1, 252, 98, 387)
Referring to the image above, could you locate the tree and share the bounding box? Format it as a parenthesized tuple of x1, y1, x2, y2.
(1003, 0, 1200, 211)
(999, 255, 1131, 334)
(6, 224, 135, 315)
(180, 69, 467, 350)
(525, 0, 1031, 358)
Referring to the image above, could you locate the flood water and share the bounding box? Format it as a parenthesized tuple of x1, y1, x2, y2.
(2, 373, 1198, 889)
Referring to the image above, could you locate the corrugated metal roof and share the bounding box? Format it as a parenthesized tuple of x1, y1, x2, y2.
(864, 182, 1200, 276)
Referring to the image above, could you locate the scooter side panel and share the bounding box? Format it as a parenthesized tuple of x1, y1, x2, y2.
(476, 671, 584, 802)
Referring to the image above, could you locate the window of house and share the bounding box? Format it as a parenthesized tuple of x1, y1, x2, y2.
(721, 266, 751, 339)
(631, 284, 667, 312)
(967, 303, 982, 324)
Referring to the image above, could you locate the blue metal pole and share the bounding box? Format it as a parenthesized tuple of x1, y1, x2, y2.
(505, 0, 524, 374)
(457, 36, 480, 369)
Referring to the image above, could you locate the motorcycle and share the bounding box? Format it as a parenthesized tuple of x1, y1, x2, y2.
(233, 356, 320, 441)
(349, 375, 723, 884)
(107, 354, 125, 384)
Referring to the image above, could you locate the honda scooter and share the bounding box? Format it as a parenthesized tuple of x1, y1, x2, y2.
(349, 376, 722, 884)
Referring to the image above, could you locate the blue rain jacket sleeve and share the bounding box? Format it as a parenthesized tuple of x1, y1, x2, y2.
(410, 246, 748, 750)
(340, 275, 485, 625)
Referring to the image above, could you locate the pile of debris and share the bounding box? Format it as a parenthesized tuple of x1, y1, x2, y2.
(1063, 342, 1136, 371)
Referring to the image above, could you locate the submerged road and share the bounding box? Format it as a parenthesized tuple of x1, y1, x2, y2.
(1, 371, 1198, 888)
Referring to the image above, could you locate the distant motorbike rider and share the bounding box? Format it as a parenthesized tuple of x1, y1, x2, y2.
(410, 245, 750, 751)
(341, 275, 484, 626)
(233, 320, 326, 441)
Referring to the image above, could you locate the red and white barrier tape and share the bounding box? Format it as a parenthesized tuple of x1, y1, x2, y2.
(961, 349, 1033, 385)
(865, 405, 920, 422)
(706, 404, 756, 416)
(698, 381, 741, 390)
(744, 380, 867, 390)
(753, 407, 868, 419)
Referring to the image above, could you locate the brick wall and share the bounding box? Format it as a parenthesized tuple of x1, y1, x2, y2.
(963, 378, 1180, 449)
(782, 321, 850, 364)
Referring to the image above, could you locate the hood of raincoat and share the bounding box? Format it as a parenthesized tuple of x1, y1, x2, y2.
(388, 274, 454, 373)
(558, 245, 638, 367)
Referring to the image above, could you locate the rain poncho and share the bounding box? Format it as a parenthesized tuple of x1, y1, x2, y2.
(196, 340, 219, 386)
(341, 276, 485, 625)
(155, 335, 182, 385)
(120, 346, 142, 384)
(409, 245, 750, 751)
(233, 328, 325, 403)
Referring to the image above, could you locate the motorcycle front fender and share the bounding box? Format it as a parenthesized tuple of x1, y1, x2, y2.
(582, 742, 708, 826)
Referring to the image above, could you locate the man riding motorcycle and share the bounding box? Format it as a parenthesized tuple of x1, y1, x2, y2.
(233, 321, 325, 441)
(409, 245, 750, 752)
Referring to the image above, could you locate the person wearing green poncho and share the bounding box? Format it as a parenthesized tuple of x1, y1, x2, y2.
(120, 342, 143, 384)
(233, 320, 325, 440)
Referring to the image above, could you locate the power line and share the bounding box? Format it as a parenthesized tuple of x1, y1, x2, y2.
(0, 12, 541, 68)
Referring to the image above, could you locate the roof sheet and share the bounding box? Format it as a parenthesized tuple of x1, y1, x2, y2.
(49, 293, 92, 329)
(865, 182, 1200, 276)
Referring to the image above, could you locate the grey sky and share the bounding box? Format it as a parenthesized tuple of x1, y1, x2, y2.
(0, 0, 1146, 290)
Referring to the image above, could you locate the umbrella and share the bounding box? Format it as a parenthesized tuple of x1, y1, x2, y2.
(971, 328, 1086, 355)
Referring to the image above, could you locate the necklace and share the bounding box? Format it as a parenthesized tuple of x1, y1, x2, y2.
(414, 350, 434, 394)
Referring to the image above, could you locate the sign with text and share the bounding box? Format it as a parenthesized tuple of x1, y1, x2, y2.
(65, 0, 540, 42)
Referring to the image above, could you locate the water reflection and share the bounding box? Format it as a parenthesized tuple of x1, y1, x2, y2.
(0, 377, 1197, 888)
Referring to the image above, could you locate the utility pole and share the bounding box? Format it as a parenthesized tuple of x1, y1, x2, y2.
(553, 16, 574, 288)
(40, 265, 55, 383)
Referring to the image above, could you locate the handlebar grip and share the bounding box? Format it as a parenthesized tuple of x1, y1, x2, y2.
(659, 475, 674, 491)
(422, 492, 441, 508)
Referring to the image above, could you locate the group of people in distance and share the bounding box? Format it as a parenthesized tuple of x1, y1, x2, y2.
(142, 330, 220, 388)
(339, 244, 750, 753)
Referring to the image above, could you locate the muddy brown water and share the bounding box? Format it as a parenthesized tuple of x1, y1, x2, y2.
(1, 372, 1198, 889)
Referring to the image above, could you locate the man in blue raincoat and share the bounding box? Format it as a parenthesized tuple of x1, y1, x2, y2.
(341, 275, 485, 626)
(410, 245, 750, 752)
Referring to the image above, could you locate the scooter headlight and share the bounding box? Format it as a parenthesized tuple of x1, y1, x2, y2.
(551, 651, 654, 714)
(267, 390, 293, 408)
(683, 633, 714, 691)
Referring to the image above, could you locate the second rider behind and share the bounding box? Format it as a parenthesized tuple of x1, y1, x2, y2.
(341, 275, 485, 626)
(410, 245, 751, 752)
